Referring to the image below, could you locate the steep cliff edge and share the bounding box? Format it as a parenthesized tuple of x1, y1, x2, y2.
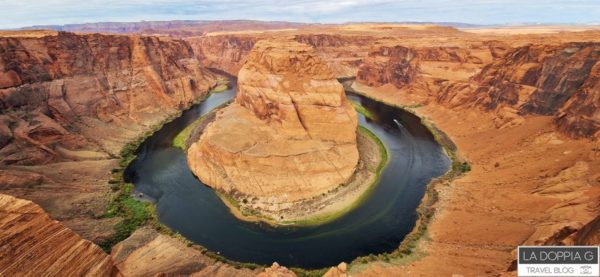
(0, 31, 216, 242)
(187, 39, 360, 222)
(0, 193, 119, 276)
(353, 43, 491, 105)
(438, 42, 600, 138)
(187, 35, 258, 75)
(356, 45, 420, 88)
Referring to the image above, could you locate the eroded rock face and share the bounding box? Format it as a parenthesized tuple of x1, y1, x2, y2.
(437, 42, 600, 138)
(188, 39, 358, 207)
(0, 31, 216, 165)
(0, 31, 215, 243)
(357, 45, 419, 88)
(0, 193, 118, 276)
(189, 33, 372, 78)
(294, 34, 372, 77)
(188, 35, 258, 75)
(355, 45, 487, 90)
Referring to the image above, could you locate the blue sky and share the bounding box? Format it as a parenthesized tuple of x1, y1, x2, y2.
(1, 0, 599, 29)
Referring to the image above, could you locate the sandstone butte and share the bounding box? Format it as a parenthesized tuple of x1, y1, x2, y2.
(187, 39, 360, 218)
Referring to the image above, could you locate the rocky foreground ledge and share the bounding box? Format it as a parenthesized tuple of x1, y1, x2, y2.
(187, 39, 386, 224)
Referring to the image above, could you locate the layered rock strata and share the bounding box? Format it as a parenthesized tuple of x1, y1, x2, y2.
(0, 193, 119, 276)
(438, 42, 600, 138)
(188, 39, 359, 217)
(0, 31, 215, 242)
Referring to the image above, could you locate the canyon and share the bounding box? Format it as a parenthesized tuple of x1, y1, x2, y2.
(1, 22, 600, 276)
(0, 31, 216, 245)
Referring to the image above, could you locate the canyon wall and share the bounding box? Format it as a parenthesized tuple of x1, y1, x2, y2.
(187, 35, 258, 75)
(0, 31, 216, 242)
(356, 45, 420, 88)
(354, 41, 600, 139)
(356, 44, 492, 87)
(188, 39, 359, 213)
(187, 33, 372, 77)
(293, 34, 372, 77)
(438, 42, 600, 138)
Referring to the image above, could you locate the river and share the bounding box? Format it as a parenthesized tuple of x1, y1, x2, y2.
(124, 77, 450, 269)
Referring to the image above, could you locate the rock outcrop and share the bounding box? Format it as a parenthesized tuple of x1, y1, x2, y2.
(357, 45, 419, 88)
(0, 31, 215, 242)
(188, 39, 358, 214)
(257, 262, 296, 277)
(111, 227, 262, 276)
(0, 193, 118, 276)
(437, 42, 600, 138)
(356, 45, 489, 89)
(293, 34, 371, 77)
(188, 35, 258, 75)
(0, 31, 215, 164)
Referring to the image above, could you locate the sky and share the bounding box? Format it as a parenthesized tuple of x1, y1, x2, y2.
(1, 0, 599, 29)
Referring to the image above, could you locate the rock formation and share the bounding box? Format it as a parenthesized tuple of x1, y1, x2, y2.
(189, 33, 372, 78)
(0, 193, 119, 276)
(188, 39, 359, 213)
(357, 45, 420, 88)
(0, 31, 215, 242)
(0, 31, 216, 164)
(437, 42, 600, 138)
(110, 227, 263, 276)
(293, 34, 372, 77)
(188, 35, 258, 75)
(356, 44, 489, 89)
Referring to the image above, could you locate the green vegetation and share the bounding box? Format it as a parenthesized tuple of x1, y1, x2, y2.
(99, 125, 164, 251)
(172, 113, 209, 150)
(99, 91, 208, 251)
(349, 99, 375, 119)
(282, 126, 388, 226)
(290, 267, 330, 277)
(359, 126, 388, 174)
(172, 100, 232, 150)
(99, 183, 153, 252)
(216, 191, 276, 223)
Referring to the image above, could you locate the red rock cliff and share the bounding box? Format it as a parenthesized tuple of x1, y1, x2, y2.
(438, 42, 600, 138)
(0, 31, 215, 164)
(0, 31, 215, 244)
